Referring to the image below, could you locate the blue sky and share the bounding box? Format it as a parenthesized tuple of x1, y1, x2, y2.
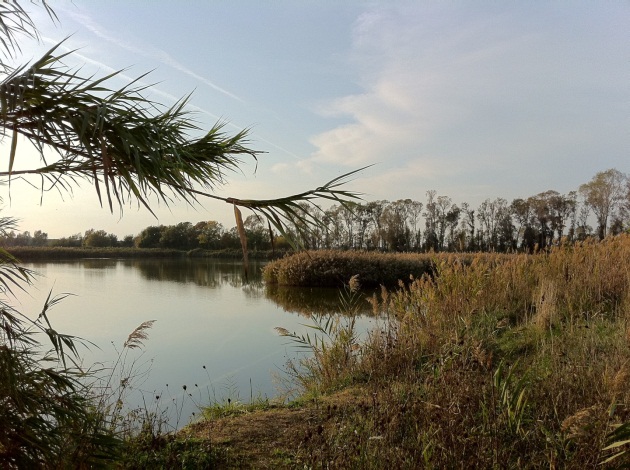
(4, 1, 629, 238)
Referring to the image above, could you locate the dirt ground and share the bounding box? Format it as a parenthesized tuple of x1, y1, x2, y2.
(182, 388, 365, 468)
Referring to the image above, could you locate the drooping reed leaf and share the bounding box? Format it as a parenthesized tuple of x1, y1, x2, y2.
(0, 39, 365, 246)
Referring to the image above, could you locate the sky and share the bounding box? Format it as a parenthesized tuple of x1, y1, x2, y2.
(3, 1, 629, 238)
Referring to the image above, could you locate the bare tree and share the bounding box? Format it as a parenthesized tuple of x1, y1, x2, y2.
(579, 169, 627, 240)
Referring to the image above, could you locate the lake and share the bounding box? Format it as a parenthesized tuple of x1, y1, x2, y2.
(14, 258, 377, 428)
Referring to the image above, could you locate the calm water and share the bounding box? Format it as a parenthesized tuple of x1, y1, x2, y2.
(15, 258, 377, 427)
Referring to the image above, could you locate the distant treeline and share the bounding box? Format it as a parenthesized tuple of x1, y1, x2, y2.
(2, 168, 628, 254)
(0, 218, 283, 252)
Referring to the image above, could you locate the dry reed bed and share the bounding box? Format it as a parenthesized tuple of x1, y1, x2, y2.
(263, 249, 505, 288)
(284, 236, 630, 468)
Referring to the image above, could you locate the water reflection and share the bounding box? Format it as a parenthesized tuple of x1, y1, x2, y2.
(131, 258, 265, 288)
(82, 259, 118, 270)
(26, 258, 374, 318)
(18, 258, 382, 425)
(265, 284, 374, 318)
(26, 259, 119, 270)
(126, 258, 374, 317)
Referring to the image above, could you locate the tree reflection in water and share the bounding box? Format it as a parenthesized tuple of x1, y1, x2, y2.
(264, 284, 374, 318)
(132, 258, 266, 288)
(130, 258, 374, 317)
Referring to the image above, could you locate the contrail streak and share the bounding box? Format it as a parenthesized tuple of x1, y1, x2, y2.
(61, 7, 245, 103)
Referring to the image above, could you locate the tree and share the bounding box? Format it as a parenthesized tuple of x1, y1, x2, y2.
(460, 202, 476, 251)
(444, 204, 462, 251)
(352, 203, 375, 250)
(119, 234, 134, 247)
(50, 232, 82, 247)
(159, 222, 197, 249)
(380, 201, 405, 251)
(366, 200, 387, 250)
(407, 200, 423, 250)
(477, 199, 497, 251)
(423, 190, 438, 251)
(620, 178, 630, 232)
(83, 228, 117, 247)
(32, 229, 48, 246)
(552, 191, 577, 242)
(15, 230, 32, 246)
(196, 220, 225, 249)
(323, 205, 343, 249)
(575, 204, 593, 241)
(579, 169, 627, 240)
(243, 215, 271, 251)
(528, 192, 555, 249)
(220, 227, 241, 249)
(339, 204, 356, 249)
(510, 198, 533, 250)
(135, 225, 163, 248)
(435, 195, 454, 251)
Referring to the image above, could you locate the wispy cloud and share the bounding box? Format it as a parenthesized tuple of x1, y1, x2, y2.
(62, 7, 245, 103)
(308, 5, 533, 168)
(48, 6, 324, 167)
(39, 36, 226, 125)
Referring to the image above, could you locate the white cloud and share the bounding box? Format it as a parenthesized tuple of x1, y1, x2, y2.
(296, 159, 315, 174)
(307, 2, 624, 185)
(308, 6, 489, 166)
(270, 162, 289, 173)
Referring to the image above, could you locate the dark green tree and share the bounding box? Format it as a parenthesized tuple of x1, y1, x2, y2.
(135, 225, 164, 248)
(119, 234, 135, 247)
(159, 222, 198, 249)
(50, 233, 83, 247)
(243, 215, 271, 251)
(196, 220, 225, 249)
(83, 229, 117, 247)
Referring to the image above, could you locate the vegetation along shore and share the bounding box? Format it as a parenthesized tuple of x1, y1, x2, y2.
(130, 234, 630, 468)
(5, 246, 281, 261)
(263, 249, 498, 288)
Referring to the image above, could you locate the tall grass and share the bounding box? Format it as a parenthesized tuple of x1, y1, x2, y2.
(0, 289, 122, 468)
(286, 235, 630, 468)
(264, 250, 455, 288)
(276, 275, 364, 396)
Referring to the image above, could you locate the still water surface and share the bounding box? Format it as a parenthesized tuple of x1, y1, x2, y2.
(16, 258, 376, 426)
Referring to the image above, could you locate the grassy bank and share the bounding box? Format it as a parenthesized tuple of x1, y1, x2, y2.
(6, 246, 186, 260)
(5, 246, 283, 261)
(185, 235, 630, 468)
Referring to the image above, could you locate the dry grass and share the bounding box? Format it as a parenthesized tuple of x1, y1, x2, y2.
(263, 249, 494, 288)
(189, 234, 630, 468)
